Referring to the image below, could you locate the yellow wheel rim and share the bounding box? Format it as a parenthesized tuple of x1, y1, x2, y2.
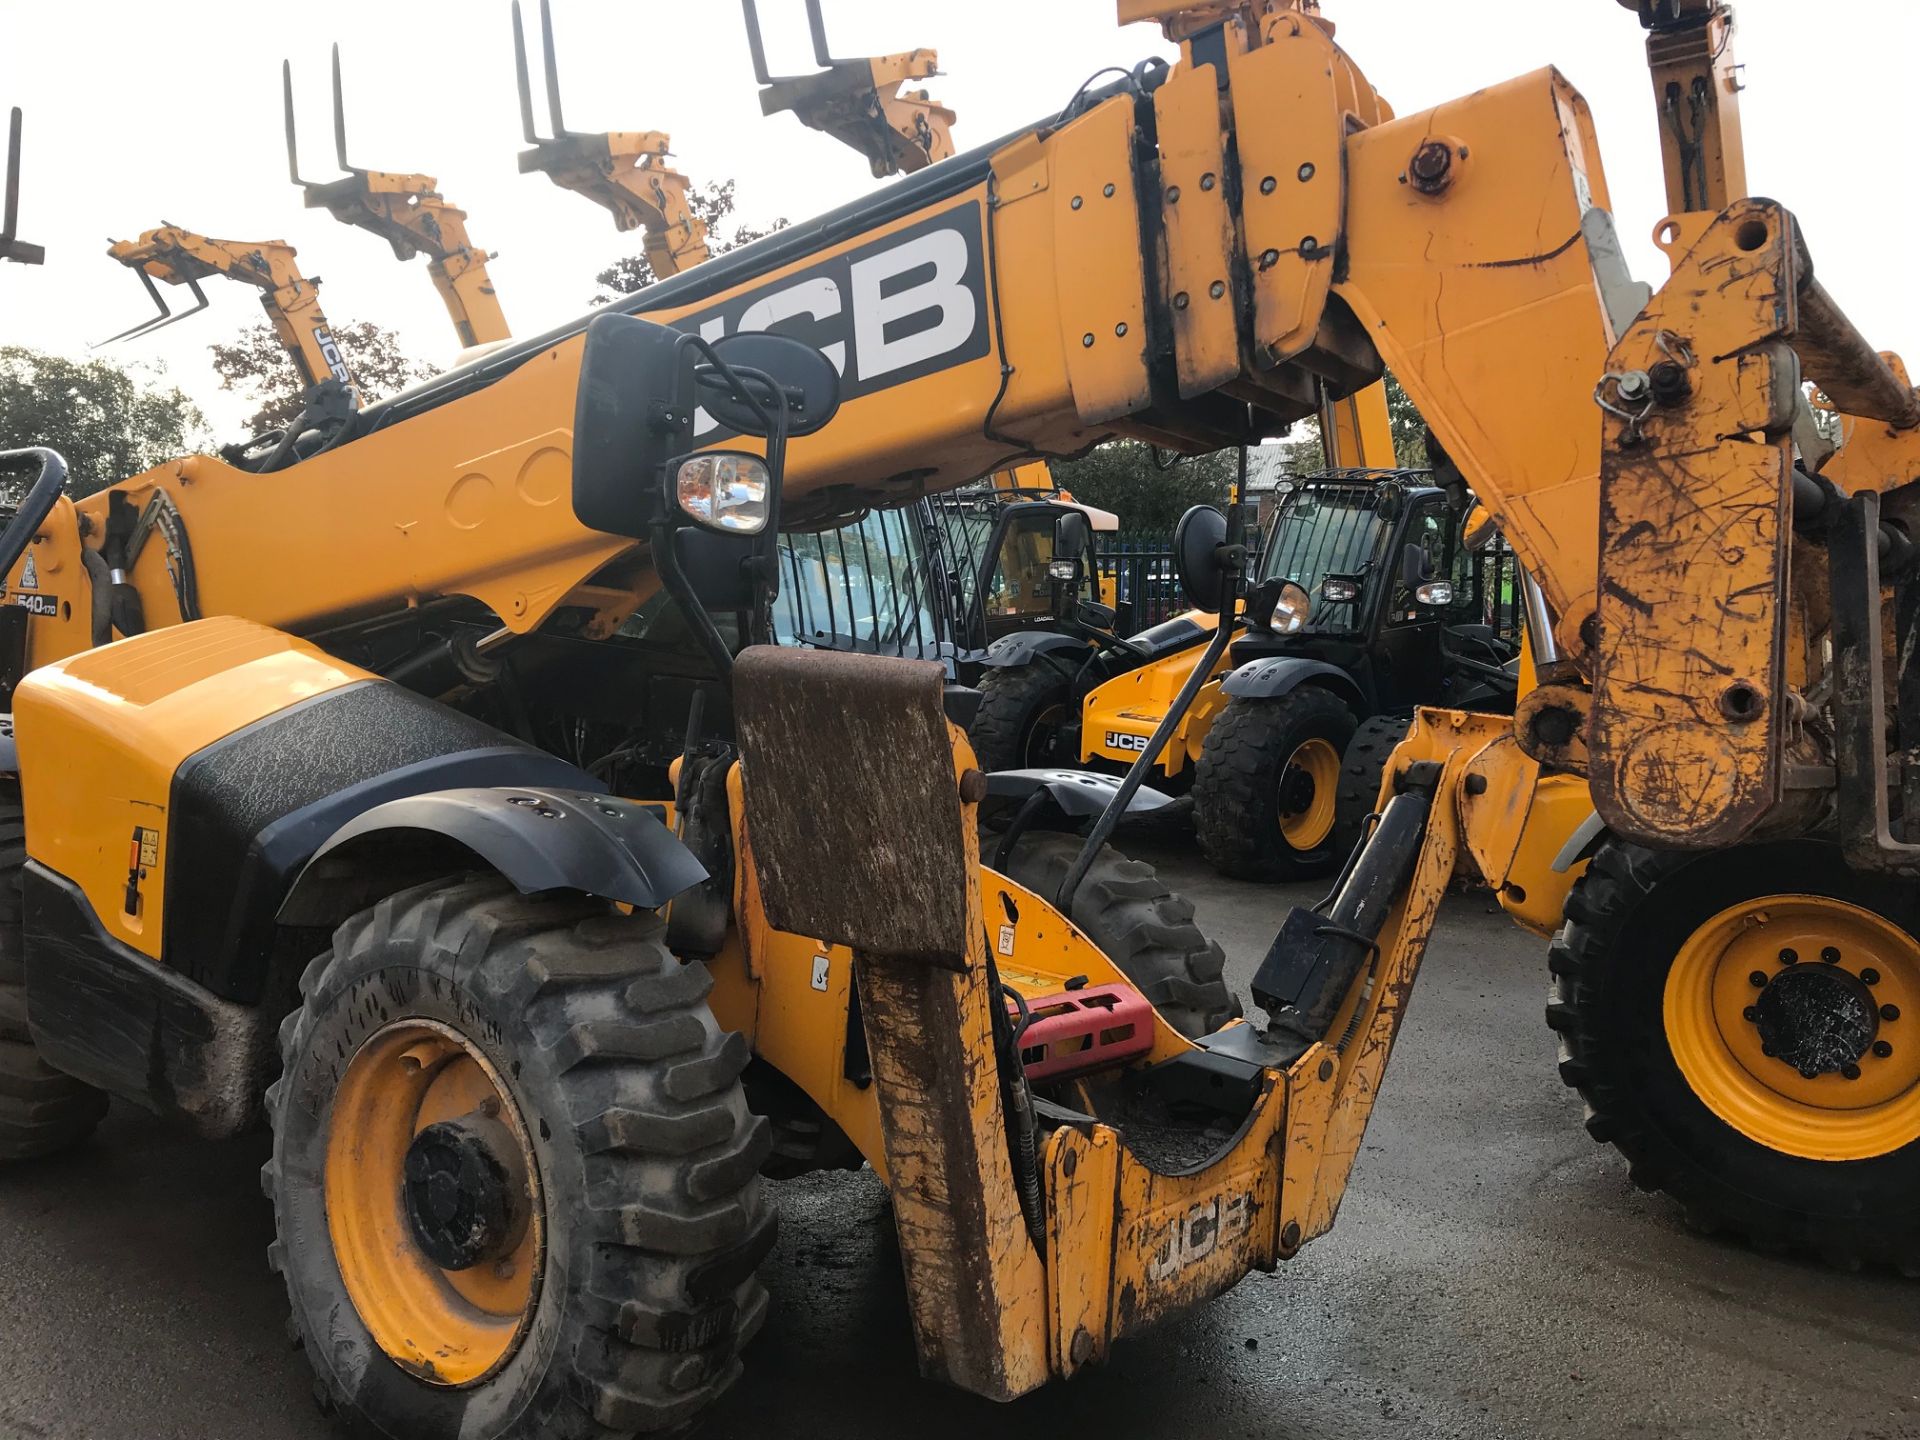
(1665, 895, 1920, 1161)
(1277, 737, 1340, 849)
(324, 1019, 544, 1386)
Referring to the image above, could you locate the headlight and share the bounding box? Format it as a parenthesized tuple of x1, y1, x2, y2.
(675, 452, 770, 534)
(1321, 576, 1360, 604)
(1274, 580, 1311, 634)
(1047, 560, 1079, 582)
(1414, 580, 1454, 607)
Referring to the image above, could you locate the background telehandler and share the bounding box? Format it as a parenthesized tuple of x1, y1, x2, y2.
(0, 1, 1916, 1436)
(970, 462, 1522, 878)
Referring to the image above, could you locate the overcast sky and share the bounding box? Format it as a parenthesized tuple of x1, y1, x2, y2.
(4, 1, 1916, 437)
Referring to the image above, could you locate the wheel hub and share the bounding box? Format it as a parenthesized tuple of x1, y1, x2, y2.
(1750, 965, 1879, 1079)
(403, 1113, 531, 1271)
(1279, 766, 1318, 814)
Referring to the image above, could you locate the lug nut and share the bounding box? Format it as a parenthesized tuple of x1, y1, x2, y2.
(1861, 968, 1881, 986)
(1748, 971, 1768, 989)
(1799, 1067, 1820, 1080)
(1743, 1006, 1761, 1023)
(1761, 1043, 1777, 1058)
(1297, 162, 1315, 182)
(1822, 946, 1842, 964)
(1779, 947, 1798, 964)
(1843, 1063, 1862, 1080)
(1874, 1040, 1895, 1058)
(1882, 1004, 1901, 1022)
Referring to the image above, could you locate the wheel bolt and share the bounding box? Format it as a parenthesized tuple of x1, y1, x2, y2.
(1822, 946, 1842, 964)
(1779, 947, 1798, 964)
(1861, 968, 1882, 986)
(1761, 1044, 1777, 1058)
(1798, 1067, 1820, 1080)
(1882, 1004, 1901, 1022)
(1748, 971, 1768, 989)
(1843, 1063, 1862, 1080)
(1743, 1005, 1761, 1022)
(1874, 1040, 1894, 1058)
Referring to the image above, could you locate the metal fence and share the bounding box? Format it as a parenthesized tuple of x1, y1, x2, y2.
(1096, 535, 1181, 632)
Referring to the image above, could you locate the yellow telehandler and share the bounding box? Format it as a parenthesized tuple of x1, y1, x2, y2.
(0, 3, 1912, 1437)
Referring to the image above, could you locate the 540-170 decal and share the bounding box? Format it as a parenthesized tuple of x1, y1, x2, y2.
(647, 202, 993, 436)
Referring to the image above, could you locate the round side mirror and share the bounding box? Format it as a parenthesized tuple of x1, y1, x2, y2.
(1173, 504, 1230, 612)
(699, 331, 843, 438)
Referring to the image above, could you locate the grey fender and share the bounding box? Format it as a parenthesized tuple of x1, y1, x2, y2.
(278, 787, 707, 925)
(1219, 656, 1364, 709)
(984, 768, 1174, 819)
(979, 630, 1091, 669)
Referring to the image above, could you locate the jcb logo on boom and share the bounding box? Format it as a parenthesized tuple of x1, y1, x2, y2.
(661, 203, 991, 438)
(311, 326, 351, 385)
(1146, 1191, 1254, 1282)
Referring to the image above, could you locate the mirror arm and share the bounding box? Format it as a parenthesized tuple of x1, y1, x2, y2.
(651, 520, 740, 679)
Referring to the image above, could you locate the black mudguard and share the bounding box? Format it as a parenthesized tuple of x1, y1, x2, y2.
(279, 788, 707, 930)
(979, 630, 1091, 669)
(1219, 655, 1365, 709)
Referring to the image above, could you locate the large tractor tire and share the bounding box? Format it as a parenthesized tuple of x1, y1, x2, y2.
(988, 830, 1240, 1038)
(267, 875, 776, 1437)
(1191, 688, 1357, 882)
(969, 664, 1077, 772)
(1331, 714, 1411, 865)
(1547, 838, 1920, 1273)
(0, 791, 108, 1161)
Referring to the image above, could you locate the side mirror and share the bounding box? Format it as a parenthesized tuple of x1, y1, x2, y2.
(1052, 509, 1091, 562)
(1173, 504, 1231, 612)
(1400, 541, 1432, 588)
(698, 330, 842, 442)
(572, 314, 842, 540)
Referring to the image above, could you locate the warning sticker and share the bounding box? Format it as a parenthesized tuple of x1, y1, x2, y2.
(17, 551, 38, 590)
(997, 924, 1016, 957)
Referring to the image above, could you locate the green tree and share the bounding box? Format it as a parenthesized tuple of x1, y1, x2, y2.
(1051, 442, 1239, 535)
(208, 320, 435, 434)
(1274, 373, 1429, 473)
(0, 346, 206, 500)
(591, 180, 789, 303)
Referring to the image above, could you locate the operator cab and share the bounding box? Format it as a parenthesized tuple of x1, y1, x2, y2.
(1234, 470, 1519, 714)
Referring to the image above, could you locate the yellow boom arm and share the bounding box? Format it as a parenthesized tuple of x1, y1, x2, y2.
(285, 48, 510, 349)
(742, 0, 956, 178)
(510, 0, 710, 276)
(102, 226, 353, 392)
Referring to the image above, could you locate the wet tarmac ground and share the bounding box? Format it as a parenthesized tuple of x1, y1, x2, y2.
(0, 849, 1915, 1439)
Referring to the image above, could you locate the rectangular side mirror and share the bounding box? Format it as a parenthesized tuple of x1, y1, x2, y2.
(572, 313, 697, 540)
